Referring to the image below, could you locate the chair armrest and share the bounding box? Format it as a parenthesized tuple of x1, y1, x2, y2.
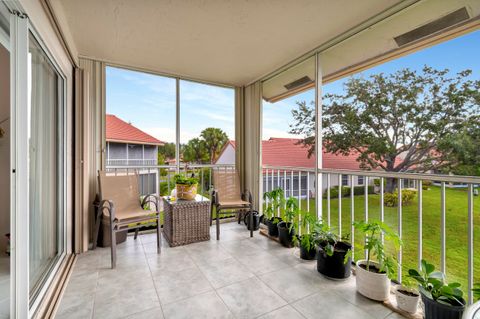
(141, 194, 160, 212)
(99, 199, 115, 220)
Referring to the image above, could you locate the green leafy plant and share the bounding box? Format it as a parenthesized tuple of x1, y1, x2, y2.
(174, 174, 198, 186)
(284, 197, 299, 232)
(313, 222, 351, 264)
(263, 188, 285, 223)
(292, 212, 316, 252)
(384, 189, 417, 207)
(354, 220, 402, 278)
(408, 259, 465, 307)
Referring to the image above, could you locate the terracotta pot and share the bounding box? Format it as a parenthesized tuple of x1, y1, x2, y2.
(355, 260, 390, 301)
(395, 285, 419, 314)
(176, 183, 197, 200)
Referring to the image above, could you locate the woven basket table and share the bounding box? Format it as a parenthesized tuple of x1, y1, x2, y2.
(162, 195, 211, 247)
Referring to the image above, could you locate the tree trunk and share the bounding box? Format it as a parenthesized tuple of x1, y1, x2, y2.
(385, 178, 397, 194)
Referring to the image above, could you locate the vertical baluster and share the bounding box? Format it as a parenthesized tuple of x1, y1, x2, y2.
(290, 171, 294, 198)
(417, 180, 422, 269)
(364, 176, 369, 259)
(271, 169, 274, 192)
(209, 167, 212, 192)
(284, 170, 287, 210)
(277, 170, 281, 216)
(307, 172, 310, 214)
(327, 173, 331, 227)
(167, 168, 171, 195)
(467, 183, 474, 305)
(338, 174, 342, 238)
(201, 168, 204, 196)
(398, 178, 403, 282)
(380, 177, 384, 244)
(441, 181, 446, 274)
(298, 170, 302, 236)
(350, 175, 355, 260)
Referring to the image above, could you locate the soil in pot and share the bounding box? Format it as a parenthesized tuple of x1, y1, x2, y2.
(317, 241, 352, 279)
(267, 217, 282, 237)
(243, 211, 260, 231)
(421, 290, 465, 319)
(277, 221, 295, 247)
(355, 260, 390, 301)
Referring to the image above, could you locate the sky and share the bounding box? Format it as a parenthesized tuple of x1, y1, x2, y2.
(106, 30, 480, 143)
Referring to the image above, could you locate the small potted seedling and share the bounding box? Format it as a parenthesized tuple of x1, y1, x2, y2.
(277, 197, 297, 247)
(314, 223, 352, 279)
(409, 259, 465, 319)
(394, 283, 420, 314)
(292, 212, 317, 260)
(354, 220, 401, 301)
(262, 189, 284, 237)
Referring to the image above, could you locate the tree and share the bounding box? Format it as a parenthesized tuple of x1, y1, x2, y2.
(183, 138, 209, 163)
(200, 127, 229, 164)
(290, 67, 480, 192)
(158, 142, 176, 160)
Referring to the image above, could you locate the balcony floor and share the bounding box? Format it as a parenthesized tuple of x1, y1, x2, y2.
(56, 222, 405, 319)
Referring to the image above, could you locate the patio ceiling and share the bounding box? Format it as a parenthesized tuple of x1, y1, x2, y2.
(49, 0, 406, 86)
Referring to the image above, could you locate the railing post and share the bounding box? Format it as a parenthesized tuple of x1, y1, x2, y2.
(397, 178, 403, 282)
(441, 181, 446, 274)
(467, 183, 474, 305)
(307, 171, 310, 213)
(364, 176, 369, 259)
(417, 180, 422, 270)
(327, 173, 330, 227)
(350, 175, 355, 261)
(338, 174, 342, 238)
(380, 177, 384, 244)
(298, 171, 302, 211)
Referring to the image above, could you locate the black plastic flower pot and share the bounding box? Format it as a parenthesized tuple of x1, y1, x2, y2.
(317, 241, 352, 279)
(421, 290, 465, 319)
(267, 217, 282, 237)
(243, 211, 260, 231)
(299, 244, 317, 260)
(277, 221, 295, 247)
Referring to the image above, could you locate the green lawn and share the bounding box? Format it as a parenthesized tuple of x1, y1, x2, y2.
(267, 186, 480, 290)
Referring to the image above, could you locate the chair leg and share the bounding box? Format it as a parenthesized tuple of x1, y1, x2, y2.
(134, 228, 139, 240)
(237, 212, 242, 224)
(110, 223, 117, 269)
(216, 210, 220, 240)
(92, 208, 103, 250)
(157, 213, 161, 254)
(249, 207, 253, 238)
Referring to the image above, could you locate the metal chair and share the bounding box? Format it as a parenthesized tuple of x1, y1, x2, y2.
(211, 169, 253, 240)
(94, 171, 162, 268)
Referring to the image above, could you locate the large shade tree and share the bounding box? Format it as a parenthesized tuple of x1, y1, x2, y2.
(200, 127, 229, 164)
(290, 66, 480, 191)
(183, 138, 209, 163)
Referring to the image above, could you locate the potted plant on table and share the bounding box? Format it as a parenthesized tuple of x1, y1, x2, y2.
(314, 223, 352, 279)
(293, 213, 317, 260)
(408, 259, 465, 319)
(354, 220, 401, 301)
(277, 197, 297, 247)
(394, 283, 420, 314)
(174, 174, 199, 200)
(263, 188, 284, 237)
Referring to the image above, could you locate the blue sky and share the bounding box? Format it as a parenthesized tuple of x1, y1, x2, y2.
(263, 30, 480, 139)
(107, 30, 480, 143)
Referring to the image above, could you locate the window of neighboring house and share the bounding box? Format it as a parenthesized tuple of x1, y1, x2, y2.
(358, 176, 364, 185)
(342, 175, 349, 186)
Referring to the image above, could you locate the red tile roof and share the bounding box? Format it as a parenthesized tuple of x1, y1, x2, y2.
(219, 138, 401, 170)
(106, 114, 164, 146)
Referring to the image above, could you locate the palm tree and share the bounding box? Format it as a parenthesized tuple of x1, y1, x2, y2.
(200, 128, 228, 164)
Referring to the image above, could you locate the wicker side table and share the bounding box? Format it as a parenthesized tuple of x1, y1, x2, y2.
(162, 195, 211, 247)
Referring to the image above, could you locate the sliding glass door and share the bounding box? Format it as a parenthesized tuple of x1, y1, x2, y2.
(27, 31, 65, 303)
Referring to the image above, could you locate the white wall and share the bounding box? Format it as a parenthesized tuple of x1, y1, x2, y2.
(0, 43, 9, 253)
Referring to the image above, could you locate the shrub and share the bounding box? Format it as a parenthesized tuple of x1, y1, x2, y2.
(353, 185, 375, 195)
(422, 180, 432, 190)
(384, 189, 417, 207)
(159, 181, 170, 196)
(323, 185, 373, 198)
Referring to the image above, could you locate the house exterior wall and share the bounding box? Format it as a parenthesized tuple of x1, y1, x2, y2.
(215, 144, 235, 165)
(106, 141, 158, 165)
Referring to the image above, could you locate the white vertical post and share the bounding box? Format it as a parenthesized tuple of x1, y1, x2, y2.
(350, 175, 355, 260)
(467, 184, 474, 304)
(364, 176, 369, 259)
(307, 172, 310, 213)
(417, 180, 423, 269)
(398, 178, 403, 282)
(327, 173, 330, 227)
(338, 174, 342, 237)
(380, 177, 384, 244)
(441, 181, 446, 274)
(314, 53, 323, 220)
(175, 78, 180, 174)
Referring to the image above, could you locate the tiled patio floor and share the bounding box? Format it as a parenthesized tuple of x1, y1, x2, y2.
(55, 222, 406, 319)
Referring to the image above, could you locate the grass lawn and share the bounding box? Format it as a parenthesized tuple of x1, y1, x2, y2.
(268, 186, 480, 290)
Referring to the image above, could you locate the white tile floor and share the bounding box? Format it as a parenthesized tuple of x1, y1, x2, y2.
(55, 222, 406, 319)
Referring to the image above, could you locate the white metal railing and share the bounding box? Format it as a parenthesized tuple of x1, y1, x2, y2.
(106, 158, 158, 166)
(263, 165, 480, 304)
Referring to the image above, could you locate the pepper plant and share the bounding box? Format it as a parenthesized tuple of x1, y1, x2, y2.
(262, 188, 285, 223)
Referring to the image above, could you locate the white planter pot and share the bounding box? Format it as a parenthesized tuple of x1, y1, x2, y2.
(395, 285, 420, 314)
(355, 260, 390, 301)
